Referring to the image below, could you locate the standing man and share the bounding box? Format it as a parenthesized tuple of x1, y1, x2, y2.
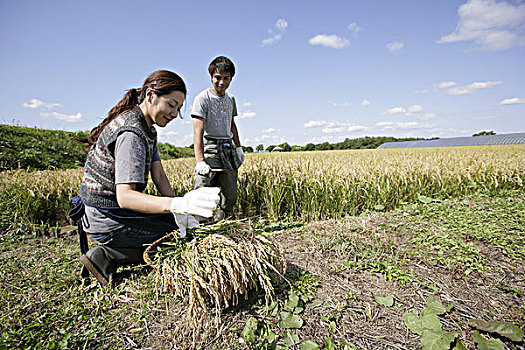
(191, 56, 244, 219)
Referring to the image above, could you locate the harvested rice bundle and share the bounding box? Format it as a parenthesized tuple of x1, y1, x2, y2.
(147, 220, 286, 323)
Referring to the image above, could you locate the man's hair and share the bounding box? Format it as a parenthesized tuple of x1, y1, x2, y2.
(208, 56, 235, 77)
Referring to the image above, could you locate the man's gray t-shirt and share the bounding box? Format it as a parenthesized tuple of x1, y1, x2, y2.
(83, 131, 160, 233)
(191, 88, 238, 139)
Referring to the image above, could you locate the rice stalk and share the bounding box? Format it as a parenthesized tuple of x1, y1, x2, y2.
(150, 220, 286, 324)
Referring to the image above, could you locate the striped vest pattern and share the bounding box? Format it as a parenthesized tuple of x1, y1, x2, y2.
(79, 106, 157, 208)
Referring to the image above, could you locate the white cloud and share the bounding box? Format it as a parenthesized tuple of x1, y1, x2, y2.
(275, 18, 288, 31)
(304, 120, 329, 128)
(347, 125, 367, 132)
(23, 98, 62, 109)
(435, 81, 457, 89)
(262, 34, 282, 46)
(322, 126, 348, 134)
(305, 119, 367, 134)
(500, 97, 525, 105)
(382, 105, 436, 119)
(309, 35, 350, 49)
(245, 134, 283, 143)
(361, 99, 370, 107)
(415, 113, 437, 120)
(386, 41, 404, 52)
(332, 102, 351, 107)
(348, 22, 362, 37)
(407, 105, 424, 114)
(157, 130, 179, 136)
(243, 101, 253, 107)
(261, 18, 288, 46)
(376, 121, 394, 127)
(40, 112, 82, 123)
(438, 0, 525, 50)
(445, 81, 502, 95)
(322, 124, 367, 134)
(382, 107, 407, 115)
(375, 121, 434, 131)
(237, 111, 257, 119)
(263, 128, 277, 133)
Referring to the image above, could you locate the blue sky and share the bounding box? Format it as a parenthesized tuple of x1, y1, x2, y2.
(1, 0, 524, 148)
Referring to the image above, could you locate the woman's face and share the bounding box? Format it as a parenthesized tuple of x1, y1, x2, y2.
(146, 89, 185, 127)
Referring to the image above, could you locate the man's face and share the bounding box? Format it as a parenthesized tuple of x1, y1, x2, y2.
(211, 70, 231, 96)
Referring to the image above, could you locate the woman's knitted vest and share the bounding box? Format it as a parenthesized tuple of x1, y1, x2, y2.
(79, 106, 157, 208)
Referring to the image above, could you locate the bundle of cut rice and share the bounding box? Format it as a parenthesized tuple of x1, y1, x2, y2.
(146, 220, 286, 323)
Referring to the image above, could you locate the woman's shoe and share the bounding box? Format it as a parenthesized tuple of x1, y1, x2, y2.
(79, 253, 109, 286)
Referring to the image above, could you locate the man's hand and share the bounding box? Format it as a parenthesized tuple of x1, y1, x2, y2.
(170, 187, 220, 217)
(195, 161, 211, 176)
(236, 147, 245, 164)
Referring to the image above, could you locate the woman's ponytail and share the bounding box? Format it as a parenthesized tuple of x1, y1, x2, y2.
(76, 88, 143, 148)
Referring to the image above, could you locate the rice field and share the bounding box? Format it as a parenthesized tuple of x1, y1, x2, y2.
(1, 145, 524, 349)
(0, 145, 524, 233)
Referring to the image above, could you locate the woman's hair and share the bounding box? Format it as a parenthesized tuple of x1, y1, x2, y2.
(208, 56, 235, 77)
(77, 70, 186, 148)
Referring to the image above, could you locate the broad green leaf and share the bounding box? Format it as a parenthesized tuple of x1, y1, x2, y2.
(473, 330, 505, 350)
(264, 327, 278, 345)
(421, 308, 443, 332)
(300, 340, 320, 350)
(295, 306, 304, 314)
(375, 294, 394, 307)
(403, 308, 442, 335)
(290, 330, 300, 343)
(241, 317, 258, 344)
(374, 204, 385, 211)
(469, 319, 524, 342)
(282, 329, 299, 346)
(268, 301, 280, 317)
(425, 295, 446, 315)
(452, 341, 468, 350)
(421, 329, 457, 350)
(403, 310, 423, 335)
(311, 300, 323, 308)
(279, 312, 303, 329)
(287, 293, 299, 309)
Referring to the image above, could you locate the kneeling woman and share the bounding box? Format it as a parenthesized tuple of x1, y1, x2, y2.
(77, 70, 219, 285)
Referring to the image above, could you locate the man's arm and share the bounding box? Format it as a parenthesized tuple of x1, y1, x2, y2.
(193, 116, 206, 163)
(231, 118, 241, 148)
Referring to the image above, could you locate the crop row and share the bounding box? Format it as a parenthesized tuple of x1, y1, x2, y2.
(1, 145, 523, 234)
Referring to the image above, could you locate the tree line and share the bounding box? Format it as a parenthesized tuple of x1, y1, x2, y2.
(249, 136, 437, 153)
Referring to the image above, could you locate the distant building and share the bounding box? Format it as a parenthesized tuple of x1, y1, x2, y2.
(377, 132, 525, 149)
(272, 146, 284, 152)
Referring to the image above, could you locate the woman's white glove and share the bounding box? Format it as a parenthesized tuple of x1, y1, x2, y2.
(170, 187, 220, 218)
(173, 214, 200, 238)
(195, 161, 211, 175)
(236, 147, 245, 164)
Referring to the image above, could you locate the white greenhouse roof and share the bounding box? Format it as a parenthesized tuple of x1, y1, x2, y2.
(377, 132, 525, 149)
